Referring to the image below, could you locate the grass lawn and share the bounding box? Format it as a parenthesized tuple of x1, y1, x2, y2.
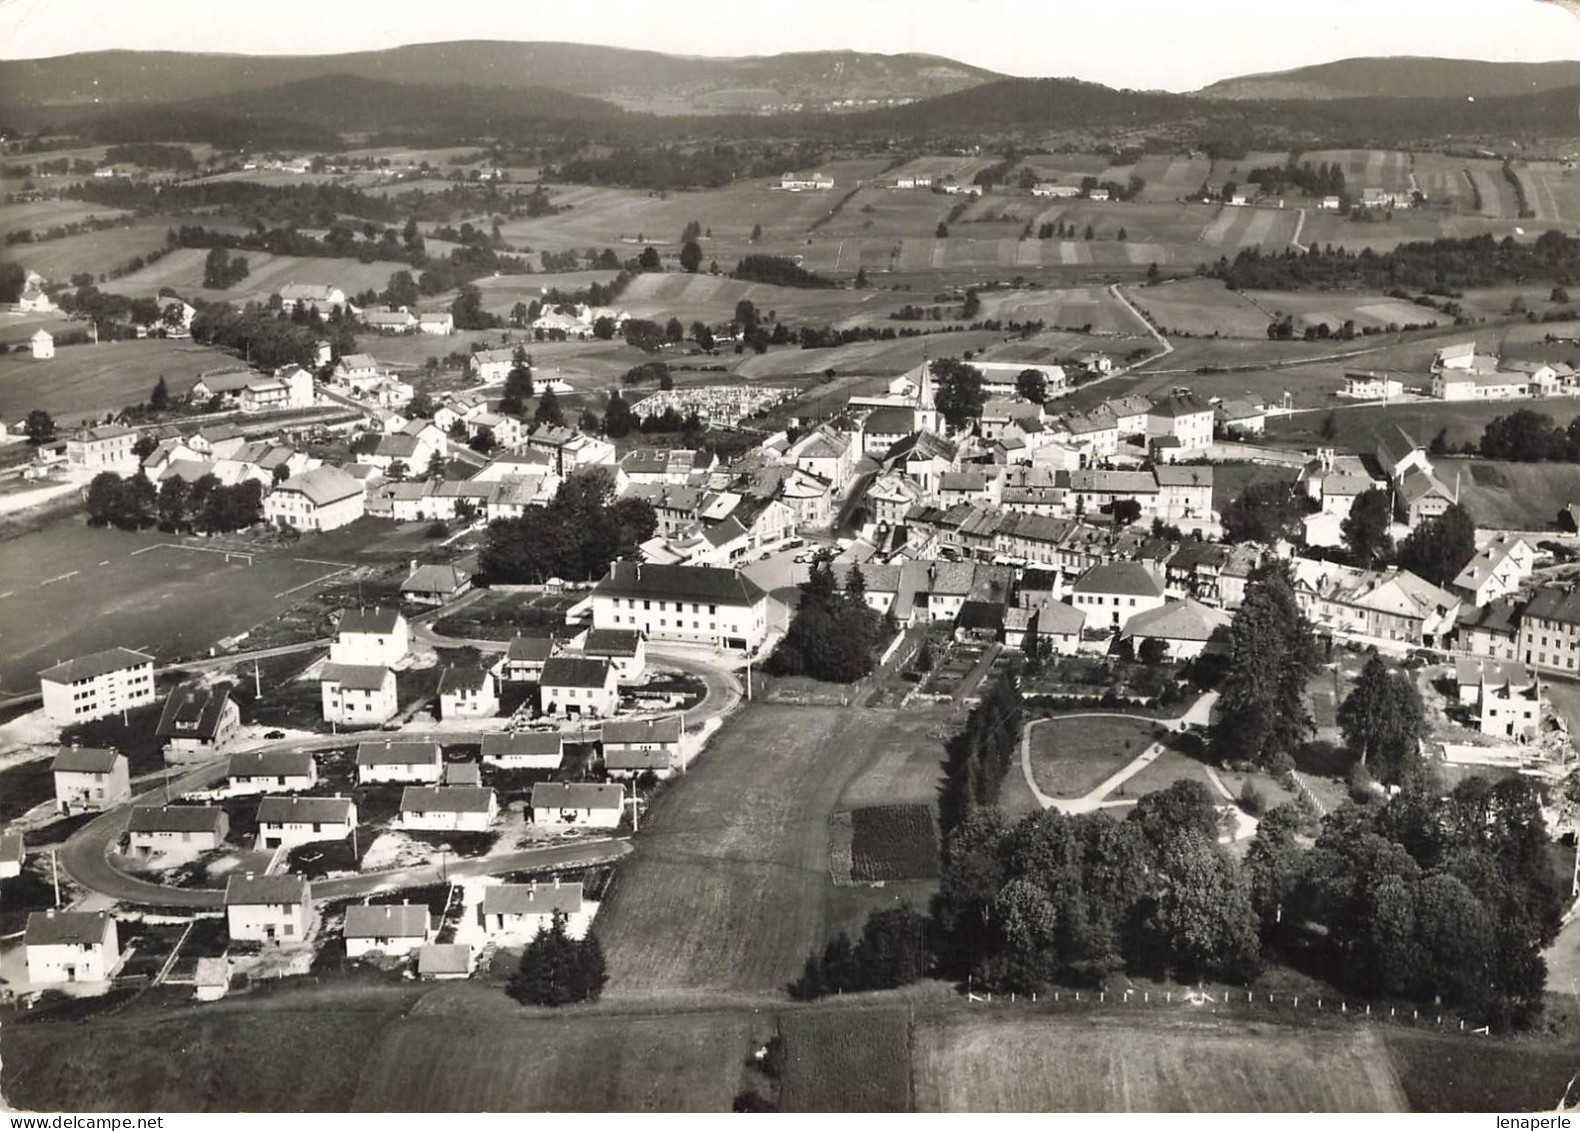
(1119, 746, 1215, 800)
(0, 337, 235, 425)
(1026, 715, 1164, 800)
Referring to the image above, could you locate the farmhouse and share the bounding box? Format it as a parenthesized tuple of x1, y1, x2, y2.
(331, 607, 410, 667)
(481, 731, 563, 770)
(531, 781, 623, 828)
(590, 562, 771, 652)
(356, 741, 442, 784)
(362, 305, 418, 333)
(481, 879, 595, 938)
(539, 657, 619, 718)
(419, 311, 454, 335)
(601, 715, 684, 778)
(344, 902, 433, 958)
(780, 172, 834, 191)
(126, 805, 229, 856)
(438, 665, 499, 720)
(228, 750, 317, 794)
(279, 283, 346, 314)
(319, 663, 398, 726)
(51, 747, 131, 815)
(1070, 562, 1168, 630)
(25, 911, 118, 985)
(156, 684, 241, 764)
(397, 786, 498, 832)
(400, 563, 472, 606)
(225, 873, 312, 944)
(580, 628, 647, 682)
(39, 647, 155, 725)
(266, 466, 365, 532)
(255, 795, 356, 849)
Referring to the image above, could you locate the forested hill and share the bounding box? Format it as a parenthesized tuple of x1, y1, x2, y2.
(1199, 56, 1580, 101)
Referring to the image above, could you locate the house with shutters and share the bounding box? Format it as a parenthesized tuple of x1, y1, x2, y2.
(225, 873, 312, 944)
(52, 747, 130, 814)
(126, 805, 229, 856)
(255, 795, 356, 850)
(1516, 586, 1580, 678)
(156, 685, 242, 764)
(320, 663, 398, 725)
(356, 741, 442, 784)
(601, 715, 683, 779)
(539, 657, 619, 718)
(531, 781, 624, 828)
(25, 911, 119, 984)
(39, 647, 155, 725)
(397, 786, 498, 832)
(227, 750, 317, 795)
(480, 877, 596, 938)
(344, 902, 432, 958)
(481, 731, 563, 771)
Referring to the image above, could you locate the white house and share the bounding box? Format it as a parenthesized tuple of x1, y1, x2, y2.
(344, 902, 433, 958)
(1118, 598, 1232, 661)
(480, 878, 596, 938)
(579, 628, 647, 683)
(499, 635, 556, 683)
(438, 665, 498, 720)
(126, 805, 229, 856)
(418, 311, 454, 336)
(66, 424, 139, 472)
(780, 172, 834, 191)
(1457, 658, 1543, 742)
(1342, 372, 1406, 400)
(279, 283, 347, 314)
(355, 741, 442, 785)
(1452, 535, 1534, 608)
(320, 663, 398, 726)
(255, 795, 357, 850)
(601, 715, 683, 779)
(51, 747, 131, 815)
(30, 329, 54, 359)
(156, 685, 242, 764)
(468, 348, 517, 382)
(538, 657, 619, 719)
(400, 563, 472, 606)
(397, 786, 498, 832)
(1146, 393, 1215, 453)
(530, 781, 624, 828)
(1070, 562, 1168, 631)
(225, 873, 312, 944)
(330, 607, 410, 667)
(227, 750, 317, 795)
(25, 911, 118, 984)
(590, 562, 771, 652)
(266, 466, 366, 532)
(481, 731, 563, 771)
(39, 647, 155, 725)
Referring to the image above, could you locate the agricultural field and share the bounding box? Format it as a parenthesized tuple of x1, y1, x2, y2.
(1241, 289, 1436, 336)
(849, 805, 939, 882)
(1121, 278, 1271, 339)
(1265, 394, 1580, 454)
(1433, 458, 1580, 531)
(0, 309, 71, 347)
(912, 1012, 1410, 1112)
(614, 272, 912, 328)
(595, 702, 955, 1000)
(1027, 715, 1163, 800)
(470, 270, 621, 315)
(0, 523, 354, 691)
(1298, 207, 1530, 254)
(976, 285, 1152, 336)
(883, 155, 995, 185)
(0, 336, 230, 425)
(1199, 204, 1302, 252)
(1303, 149, 1414, 194)
(732, 329, 1006, 379)
(0, 198, 132, 233)
(1512, 160, 1580, 226)
(112, 249, 412, 305)
(5, 222, 176, 283)
(1129, 154, 1214, 203)
(777, 1004, 913, 1112)
(1410, 154, 1493, 214)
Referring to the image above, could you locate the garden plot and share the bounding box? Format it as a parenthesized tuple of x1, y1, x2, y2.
(847, 804, 939, 882)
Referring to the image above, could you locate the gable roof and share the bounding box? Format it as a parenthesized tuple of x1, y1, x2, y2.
(230, 750, 314, 778)
(437, 665, 492, 695)
(224, 872, 311, 906)
(128, 805, 226, 833)
(400, 786, 495, 814)
(531, 781, 623, 811)
(1148, 393, 1211, 419)
(482, 732, 563, 758)
(345, 902, 431, 939)
(481, 881, 584, 917)
(541, 656, 615, 689)
(863, 406, 918, 434)
(594, 562, 767, 607)
(338, 606, 402, 636)
(1072, 562, 1166, 598)
(356, 740, 441, 766)
(25, 910, 112, 947)
(278, 465, 361, 507)
(1120, 598, 1232, 642)
(319, 663, 392, 692)
(39, 647, 153, 685)
(507, 635, 556, 662)
(583, 628, 642, 657)
(256, 796, 354, 824)
(1034, 600, 1088, 635)
(52, 746, 123, 774)
(602, 715, 683, 745)
(156, 685, 235, 741)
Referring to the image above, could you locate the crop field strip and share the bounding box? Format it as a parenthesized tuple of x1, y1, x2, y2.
(849, 804, 939, 882)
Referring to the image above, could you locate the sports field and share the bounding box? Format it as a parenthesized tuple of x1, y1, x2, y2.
(0, 337, 232, 424)
(912, 1013, 1410, 1112)
(0, 523, 351, 691)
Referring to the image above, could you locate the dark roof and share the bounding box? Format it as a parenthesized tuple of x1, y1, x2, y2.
(541, 656, 614, 689)
(25, 910, 113, 947)
(532, 781, 623, 811)
(1458, 597, 1521, 635)
(128, 805, 225, 833)
(863, 406, 917, 434)
(39, 647, 153, 684)
(956, 600, 1006, 631)
(602, 715, 683, 745)
(224, 873, 310, 906)
(444, 762, 482, 786)
(1524, 587, 1580, 627)
(1149, 393, 1211, 419)
(230, 750, 314, 778)
(482, 732, 563, 758)
(401, 564, 468, 595)
(356, 741, 440, 766)
(156, 685, 235, 741)
(507, 635, 555, 662)
(345, 903, 430, 939)
(256, 796, 354, 824)
(51, 746, 123, 774)
(482, 881, 583, 916)
(338, 607, 402, 636)
(594, 562, 767, 607)
(400, 786, 495, 814)
(319, 663, 391, 691)
(438, 665, 492, 695)
(1072, 562, 1166, 598)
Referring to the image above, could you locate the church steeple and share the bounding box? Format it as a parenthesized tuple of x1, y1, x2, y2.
(915, 352, 937, 435)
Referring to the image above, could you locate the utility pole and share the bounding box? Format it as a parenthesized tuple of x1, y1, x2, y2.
(254, 656, 262, 699)
(50, 848, 60, 908)
(630, 779, 639, 834)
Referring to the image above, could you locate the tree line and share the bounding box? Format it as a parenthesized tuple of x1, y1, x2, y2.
(86, 470, 264, 535)
(765, 560, 887, 682)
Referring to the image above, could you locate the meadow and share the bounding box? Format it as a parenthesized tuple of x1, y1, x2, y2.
(0, 198, 132, 232)
(1433, 458, 1580, 531)
(0, 336, 230, 424)
(6, 222, 176, 283)
(112, 248, 412, 304)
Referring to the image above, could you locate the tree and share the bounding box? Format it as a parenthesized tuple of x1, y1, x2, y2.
(501, 348, 535, 416)
(664, 316, 685, 344)
(679, 240, 703, 274)
(149, 376, 171, 411)
(1338, 653, 1427, 786)
(85, 472, 125, 528)
(1015, 367, 1047, 403)
(681, 219, 703, 243)
(1214, 562, 1321, 770)
(1319, 411, 1338, 442)
(691, 321, 715, 350)
(468, 427, 498, 456)
(534, 388, 565, 429)
(936, 222, 950, 239)
(638, 246, 662, 272)
(750, 222, 762, 243)
(603, 390, 634, 439)
(1342, 487, 1395, 567)
(1112, 498, 1142, 527)
(424, 451, 446, 481)
(930, 357, 985, 431)
(24, 409, 55, 445)
(132, 433, 157, 461)
(1396, 503, 1476, 590)
(507, 910, 606, 1005)
(1220, 481, 1304, 544)
(1137, 636, 1169, 666)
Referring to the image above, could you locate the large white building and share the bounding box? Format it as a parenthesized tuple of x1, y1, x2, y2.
(66, 424, 139, 472)
(266, 466, 365, 532)
(589, 562, 771, 652)
(319, 663, 398, 726)
(39, 648, 155, 725)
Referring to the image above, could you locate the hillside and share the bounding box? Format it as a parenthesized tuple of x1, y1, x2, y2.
(0, 42, 1002, 117)
(1200, 57, 1580, 101)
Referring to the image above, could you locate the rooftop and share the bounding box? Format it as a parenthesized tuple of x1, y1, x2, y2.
(39, 647, 153, 685)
